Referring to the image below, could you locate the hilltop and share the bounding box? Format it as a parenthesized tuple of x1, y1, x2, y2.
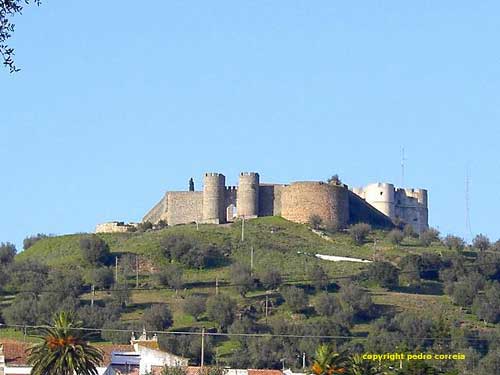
(2, 217, 500, 371)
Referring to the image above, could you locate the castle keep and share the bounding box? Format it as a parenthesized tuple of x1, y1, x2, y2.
(139, 172, 429, 233)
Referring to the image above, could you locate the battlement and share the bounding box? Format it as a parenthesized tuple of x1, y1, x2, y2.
(240, 172, 259, 177)
(141, 173, 429, 234)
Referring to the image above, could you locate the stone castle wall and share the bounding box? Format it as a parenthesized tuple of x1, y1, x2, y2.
(140, 171, 428, 233)
(143, 195, 167, 224)
(166, 192, 203, 225)
(353, 183, 428, 233)
(95, 222, 135, 233)
(280, 182, 350, 228)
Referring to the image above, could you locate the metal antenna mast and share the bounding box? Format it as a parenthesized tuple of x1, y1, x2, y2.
(401, 147, 406, 187)
(465, 166, 472, 239)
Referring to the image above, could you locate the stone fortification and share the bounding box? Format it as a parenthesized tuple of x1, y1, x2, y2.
(95, 221, 136, 233)
(280, 182, 349, 228)
(137, 171, 428, 234)
(352, 183, 428, 233)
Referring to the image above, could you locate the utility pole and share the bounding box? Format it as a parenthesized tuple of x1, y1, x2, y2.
(115, 257, 119, 283)
(91, 285, 95, 308)
(241, 215, 245, 242)
(302, 353, 306, 369)
(200, 328, 205, 368)
(265, 294, 269, 322)
(466, 166, 472, 240)
(250, 246, 254, 271)
(401, 147, 404, 186)
(135, 255, 139, 288)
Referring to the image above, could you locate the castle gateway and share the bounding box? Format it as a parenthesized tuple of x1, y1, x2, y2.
(142, 172, 428, 234)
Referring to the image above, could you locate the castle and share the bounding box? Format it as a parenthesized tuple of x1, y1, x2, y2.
(133, 172, 428, 234)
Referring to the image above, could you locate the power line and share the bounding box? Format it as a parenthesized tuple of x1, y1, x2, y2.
(0, 323, 494, 342)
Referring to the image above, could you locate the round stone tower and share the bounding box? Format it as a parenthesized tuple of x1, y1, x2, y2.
(202, 173, 226, 224)
(362, 182, 396, 218)
(237, 172, 260, 218)
(280, 182, 349, 228)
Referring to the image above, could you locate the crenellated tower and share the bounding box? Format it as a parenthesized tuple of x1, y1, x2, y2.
(202, 173, 226, 224)
(237, 172, 260, 218)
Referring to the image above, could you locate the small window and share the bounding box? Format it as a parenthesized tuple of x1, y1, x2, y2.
(380, 192, 383, 196)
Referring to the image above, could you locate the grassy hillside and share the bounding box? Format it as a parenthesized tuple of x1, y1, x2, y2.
(5, 217, 497, 369)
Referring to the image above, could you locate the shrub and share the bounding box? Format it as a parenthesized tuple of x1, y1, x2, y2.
(0, 242, 16, 266)
(160, 367, 188, 375)
(314, 292, 338, 316)
(155, 265, 184, 290)
(327, 174, 342, 185)
(142, 304, 173, 330)
(443, 235, 466, 251)
(308, 265, 330, 291)
(399, 255, 422, 287)
(349, 223, 371, 245)
(8, 260, 49, 294)
(259, 268, 282, 290)
(110, 282, 131, 308)
(473, 283, 500, 323)
(366, 261, 399, 288)
(403, 224, 417, 238)
(90, 267, 114, 289)
(206, 294, 237, 330)
(101, 320, 134, 344)
(160, 235, 223, 269)
(136, 221, 153, 232)
(473, 234, 490, 251)
(183, 295, 206, 320)
(419, 228, 440, 247)
(386, 229, 404, 245)
(230, 262, 254, 296)
(446, 273, 486, 307)
(308, 214, 323, 230)
(490, 239, 500, 252)
(79, 235, 111, 266)
(2, 293, 38, 325)
(22, 233, 49, 250)
(338, 281, 374, 320)
(281, 286, 308, 313)
(324, 221, 340, 234)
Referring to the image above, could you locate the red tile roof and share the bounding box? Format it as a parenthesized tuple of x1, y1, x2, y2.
(0, 339, 133, 366)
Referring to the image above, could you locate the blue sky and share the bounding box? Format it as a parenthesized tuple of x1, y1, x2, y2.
(1, 1, 499, 250)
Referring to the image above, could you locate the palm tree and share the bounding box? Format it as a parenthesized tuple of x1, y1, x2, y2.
(27, 311, 103, 375)
(347, 354, 386, 375)
(310, 344, 349, 375)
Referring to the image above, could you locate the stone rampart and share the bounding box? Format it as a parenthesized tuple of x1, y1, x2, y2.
(280, 182, 349, 228)
(166, 192, 203, 225)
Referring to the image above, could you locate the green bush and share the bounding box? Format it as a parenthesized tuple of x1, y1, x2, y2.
(443, 235, 465, 251)
(349, 223, 371, 245)
(206, 294, 236, 330)
(142, 304, 173, 330)
(473, 234, 490, 251)
(308, 214, 323, 230)
(365, 261, 399, 288)
(386, 229, 404, 245)
(419, 228, 440, 247)
(259, 267, 282, 290)
(183, 295, 206, 320)
(79, 235, 111, 266)
(281, 285, 308, 313)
